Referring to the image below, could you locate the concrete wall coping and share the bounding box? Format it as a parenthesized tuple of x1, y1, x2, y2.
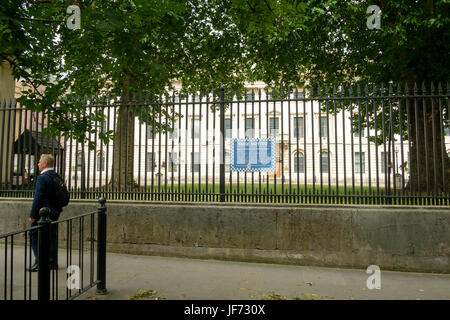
(1, 197, 449, 211)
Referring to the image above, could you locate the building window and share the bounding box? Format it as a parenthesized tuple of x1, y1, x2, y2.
(293, 91, 304, 99)
(269, 117, 279, 136)
(192, 119, 200, 139)
(294, 116, 304, 138)
(444, 120, 450, 135)
(320, 151, 329, 173)
(381, 152, 388, 174)
(294, 151, 304, 173)
(146, 124, 154, 140)
(96, 151, 105, 172)
(146, 152, 155, 172)
(245, 117, 254, 138)
(355, 152, 365, 174)
(191, 152, 200, 172)
(225, 151, 230, 172)
(76, 151, 83, 171)
(245, 92, 254, 101)
(169, 122, 178, 139)
(320, 116, 328, 137)
(168, 152, 178, 172)
(225, 118, 232, 139)
(100, 121, 107, 134)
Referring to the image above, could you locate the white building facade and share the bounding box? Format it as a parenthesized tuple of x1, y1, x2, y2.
(65, 81, 450, 190)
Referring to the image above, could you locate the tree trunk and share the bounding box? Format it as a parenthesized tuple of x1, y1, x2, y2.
(111, 97, 135, 192)
(406, 94, 450, 196)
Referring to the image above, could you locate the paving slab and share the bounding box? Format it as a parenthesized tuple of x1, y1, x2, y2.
(76, 251, 450, 300)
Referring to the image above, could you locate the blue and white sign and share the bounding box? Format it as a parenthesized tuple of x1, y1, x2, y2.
(230, 138, 276, 172)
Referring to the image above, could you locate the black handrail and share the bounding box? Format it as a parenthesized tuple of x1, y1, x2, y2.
(0, 197, 107, 300)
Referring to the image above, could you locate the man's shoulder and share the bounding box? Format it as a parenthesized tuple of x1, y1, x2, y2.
(38, 171, 57, 184)
(41, 170, 59, 178)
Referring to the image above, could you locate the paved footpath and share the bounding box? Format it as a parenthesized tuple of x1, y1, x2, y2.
(78, 252, 450, 300)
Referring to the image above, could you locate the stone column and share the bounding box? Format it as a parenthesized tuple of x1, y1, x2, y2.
(0, 60, 15, 186)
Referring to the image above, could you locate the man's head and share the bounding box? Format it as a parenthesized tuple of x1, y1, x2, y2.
(38, 154, 55, 172)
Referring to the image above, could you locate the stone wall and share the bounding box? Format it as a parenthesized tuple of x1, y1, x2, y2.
(1, 199, 449, 273)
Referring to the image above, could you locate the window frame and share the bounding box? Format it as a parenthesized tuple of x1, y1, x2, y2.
(146, 152, 156, 172)
(320, 151, 329, 173)
(294, 116, 304, 138)
(294, 151, 305, 173)
(245, 117, 254, 138)
(191, 152, 200, 173)
(96, 151, 105, 172)
(355, 152, 365, 174)
(320, 116, 328, 138)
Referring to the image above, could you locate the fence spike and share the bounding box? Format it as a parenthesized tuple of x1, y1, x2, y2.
(437, 82, 443, 94)
(421, 81, 426, 94)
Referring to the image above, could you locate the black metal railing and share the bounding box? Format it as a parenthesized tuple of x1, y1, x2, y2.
(0, 83, 449, 205)
(0, 197, 107, 300)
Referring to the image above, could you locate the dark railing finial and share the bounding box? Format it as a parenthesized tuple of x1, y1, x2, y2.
(39, 207, 50, 219)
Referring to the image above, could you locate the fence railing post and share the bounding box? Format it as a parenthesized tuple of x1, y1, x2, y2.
(219, 86, 225, 202)
(37, 207, 51, 301)
(96, 197, 107, 295)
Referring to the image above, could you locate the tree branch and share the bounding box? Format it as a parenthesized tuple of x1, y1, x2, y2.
(18, 17, 63, 23)
(245, 0, 256, 13)
(263, 0, 275, 15)
(24, 0, 53, 4)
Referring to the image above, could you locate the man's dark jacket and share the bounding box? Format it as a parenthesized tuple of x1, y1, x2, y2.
(29, 169, 62, 221)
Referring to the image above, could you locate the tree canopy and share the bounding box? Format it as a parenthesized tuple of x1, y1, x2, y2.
(219, 0, 449, 88)
(1, 0, 249, 143)
(2, 0, 448, 115)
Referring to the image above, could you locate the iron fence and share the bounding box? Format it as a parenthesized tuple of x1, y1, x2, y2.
(0, 197, 107, 300)
(0, 83, 449, 205)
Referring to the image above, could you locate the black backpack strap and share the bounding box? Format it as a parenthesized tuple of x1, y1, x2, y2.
(43, 170, 60, 179)
(43, 171, 62, 187)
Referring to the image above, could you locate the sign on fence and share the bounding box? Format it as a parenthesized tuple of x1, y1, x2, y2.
(231, 138, 276, 172)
